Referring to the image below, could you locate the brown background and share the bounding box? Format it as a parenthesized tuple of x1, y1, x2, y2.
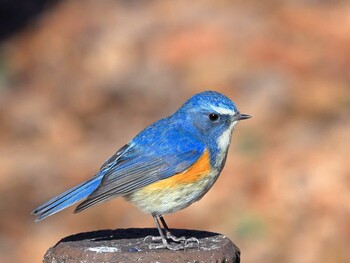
(0, 1, 349, 262)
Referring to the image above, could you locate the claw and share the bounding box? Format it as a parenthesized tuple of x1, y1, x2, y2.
(165, 232, 199, 248)
(148, 241, 185, 251)
(184, 237, 200, 249)
(143, 235, 162, 243)
(143, 234, 186, 250)
(165, 232, 186, 242)
(143, 234, 200, 250)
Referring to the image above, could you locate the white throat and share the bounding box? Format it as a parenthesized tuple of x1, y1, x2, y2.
(215, 120, 238, 166)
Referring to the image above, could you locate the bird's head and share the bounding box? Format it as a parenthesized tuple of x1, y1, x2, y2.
(174, 91, 250, 151)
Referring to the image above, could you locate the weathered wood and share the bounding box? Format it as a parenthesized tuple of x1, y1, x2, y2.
(43, 228, 240, 263)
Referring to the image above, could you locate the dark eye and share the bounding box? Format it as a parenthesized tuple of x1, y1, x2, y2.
(209, 113, 220, 122)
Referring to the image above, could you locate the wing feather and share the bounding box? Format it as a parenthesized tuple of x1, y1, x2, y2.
(75, 144, 204, 213)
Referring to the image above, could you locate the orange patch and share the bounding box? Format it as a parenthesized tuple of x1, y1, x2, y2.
(144, 150, 211, 190)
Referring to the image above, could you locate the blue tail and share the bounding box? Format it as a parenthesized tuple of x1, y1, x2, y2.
(32, 175, 103, 222)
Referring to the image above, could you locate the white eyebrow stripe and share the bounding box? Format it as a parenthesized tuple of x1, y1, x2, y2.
(209, 105, 236, 115)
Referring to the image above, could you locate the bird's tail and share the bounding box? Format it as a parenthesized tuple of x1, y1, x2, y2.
(32, 175, 103, 222)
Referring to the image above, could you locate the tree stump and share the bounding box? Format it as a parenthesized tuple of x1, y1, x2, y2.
(43, 228, 240, 263)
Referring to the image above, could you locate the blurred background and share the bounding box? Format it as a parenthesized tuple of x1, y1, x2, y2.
(0, 0, 349, 262)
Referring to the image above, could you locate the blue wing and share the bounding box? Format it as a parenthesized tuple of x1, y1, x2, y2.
(75, 118, 206, 212)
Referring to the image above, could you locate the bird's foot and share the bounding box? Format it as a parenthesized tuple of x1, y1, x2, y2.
(148, 239, 185, 251)
(143, 235, 199, 250)
(165, 231, 199, 247)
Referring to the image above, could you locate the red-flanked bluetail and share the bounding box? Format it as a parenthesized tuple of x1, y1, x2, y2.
(32, 90, 251, 250)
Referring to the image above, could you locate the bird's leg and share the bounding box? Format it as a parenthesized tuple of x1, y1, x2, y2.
(143, 214, 165, 244)
(145, 213, 185, 250)
(159, 216, 185, 242)
(159, 215, 199, 248)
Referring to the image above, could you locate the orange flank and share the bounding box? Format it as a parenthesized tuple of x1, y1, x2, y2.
(144, 150, 211, 191)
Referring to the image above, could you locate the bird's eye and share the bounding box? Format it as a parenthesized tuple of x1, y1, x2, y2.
(209, 113, 220, 122)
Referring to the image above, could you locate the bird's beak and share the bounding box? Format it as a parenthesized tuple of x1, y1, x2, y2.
(234, 113, 251, 121)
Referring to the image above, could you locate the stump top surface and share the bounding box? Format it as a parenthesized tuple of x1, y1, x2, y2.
(44, 228, 240, 263)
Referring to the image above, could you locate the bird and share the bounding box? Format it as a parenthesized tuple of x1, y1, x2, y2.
(32, 90, 251, 250)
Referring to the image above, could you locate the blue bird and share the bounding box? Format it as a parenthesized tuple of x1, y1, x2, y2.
(32, 90, 250, 250)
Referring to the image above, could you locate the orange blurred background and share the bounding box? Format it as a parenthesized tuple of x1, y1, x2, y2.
(0, 1, 349, 262)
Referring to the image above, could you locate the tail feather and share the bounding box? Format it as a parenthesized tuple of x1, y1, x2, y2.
(32, 175, 103, 222)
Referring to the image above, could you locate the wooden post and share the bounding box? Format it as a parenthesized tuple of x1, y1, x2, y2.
(43, 228, 240, 263)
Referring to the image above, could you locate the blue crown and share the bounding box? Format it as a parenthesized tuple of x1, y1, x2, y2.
(178, 91, 237, 113)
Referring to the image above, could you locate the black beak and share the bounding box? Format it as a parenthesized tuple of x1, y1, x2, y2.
(235, 113, 251, 121)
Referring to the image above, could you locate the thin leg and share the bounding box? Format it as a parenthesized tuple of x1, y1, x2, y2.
(159, 216, 186, 242)
(145, 213, 185, 251)
(159, 215, 200, 247)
